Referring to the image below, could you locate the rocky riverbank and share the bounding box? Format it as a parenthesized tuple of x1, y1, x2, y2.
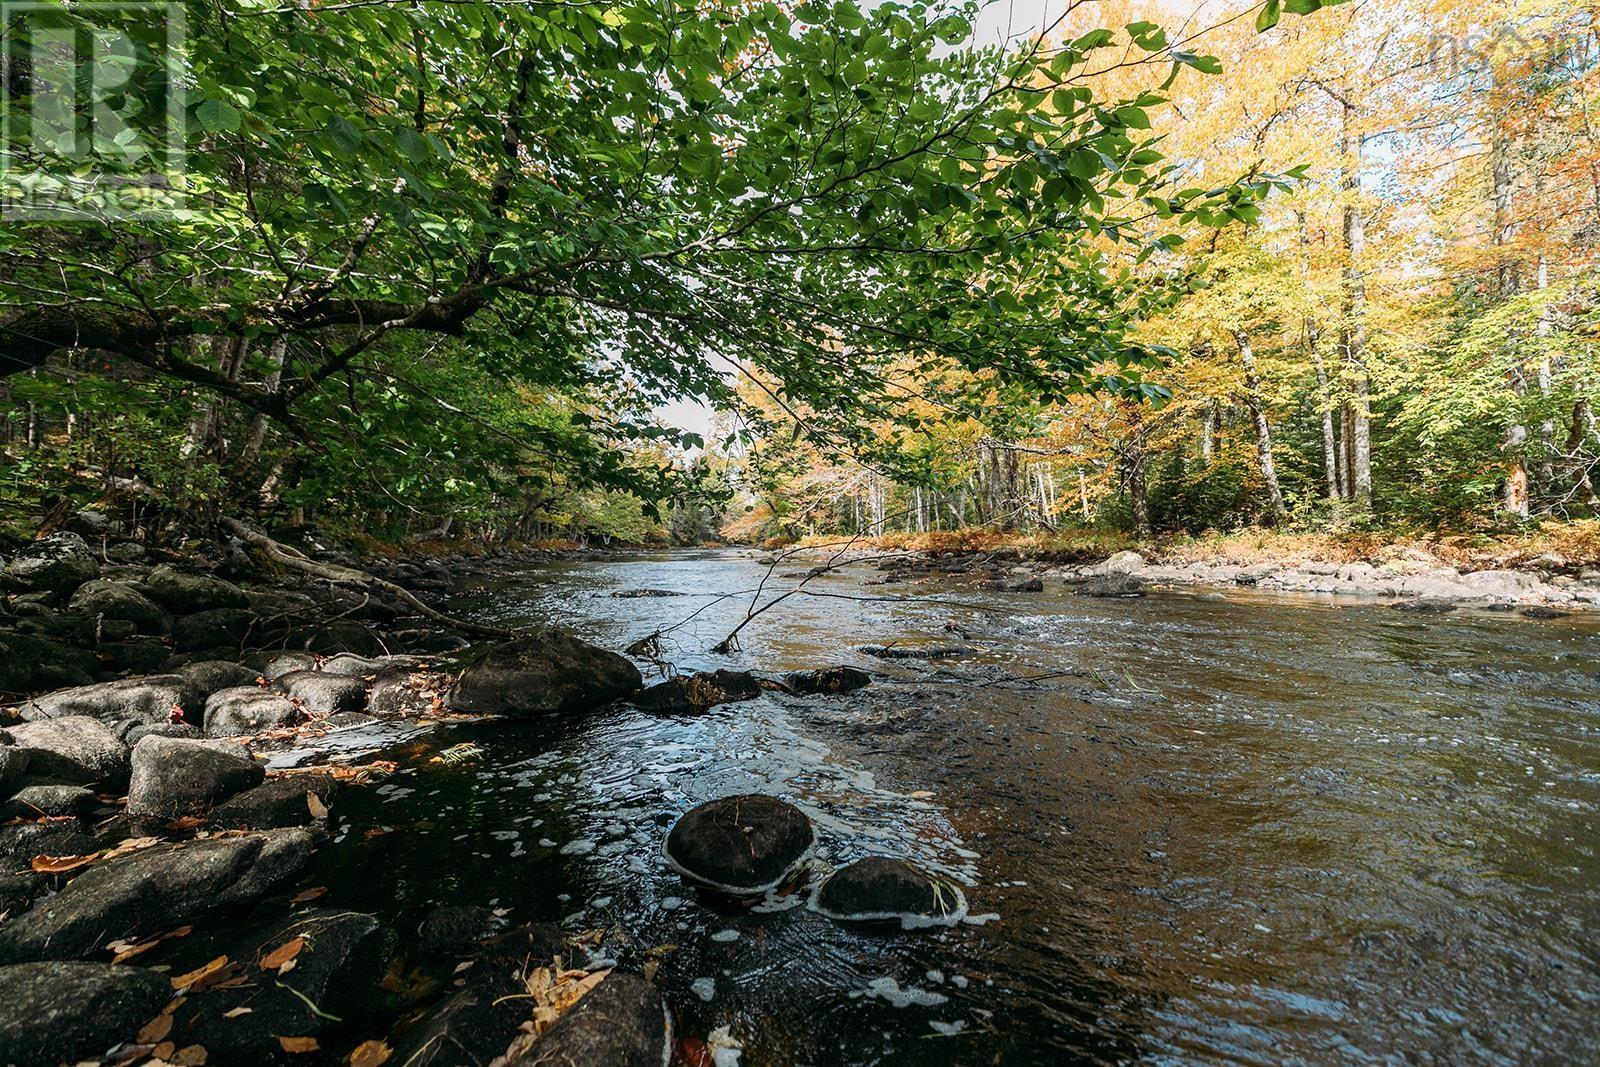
(0, 523, 955, 1065)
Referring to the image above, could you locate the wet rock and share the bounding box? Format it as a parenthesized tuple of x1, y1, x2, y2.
(781, 665, 872, 695)
(0, 961, 168, 1067)
(448, 630, 642, 717)
(177, 659, 261, 699)
(515, 972, 671, 1067)
(126, 735, 264, 817)
(0, 828, 317, 962)
(14, 675, 195, 725)
(208, 773, 337, 829)
(320, 652, 412, 677)
(980, 576, 1044, 593)
(0, 870, 45, 915)
(204, 686, 301, 736)
(367, 667, 444, 717)
(1075, 574, 1146, 598)
(5, 717, 129, 786)
(118, 720, 203, 745)
(68, 579, 170, 634)
(0, 821, 102, 872)
(171, 606, 258, 651)
(417, 904, 498, 956)
(812, 857, 965, 926)
(1520, 605, 1570, 619)
(264, 651, 320, 681)
(142, 563, 250, 613)
(0, 743, 30, 798)
(1, 532, 98, 593)
(664, 794, 815, 893)
(1391, 598, 1458, 613)
(294, 620, 386, 655)
(609, 588, 684, 598)
(273, 669, 369, 716)
(632, 669, 762, 713)
(0, 783, 99, 819)
(170, 910, 393, 1059)
(856, 644, 970, 660)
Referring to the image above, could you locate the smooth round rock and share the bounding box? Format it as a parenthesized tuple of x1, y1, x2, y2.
(204, 686, 301, 736)
(273, 670, 368, 716)
(126, 735, 264, 817)
(448, 631, 641, 717)
(812, 857, 966, 926)
(664, 794, 814, 894)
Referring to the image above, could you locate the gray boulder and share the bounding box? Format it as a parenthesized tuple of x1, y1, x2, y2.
(207, 773, 336, 829)
(515, 972, 670, 1067)
(1, 532, 98, 593)
(126, 735, 265, 817)
(204, 686, 301, 736)
(142, 563, 249, 612)
(176, 659, 261, 699)
(118, 720, 203, 746)
(1076, 573, 1146, 598)
(448, 631, 641, 716)
(0, 783, 99, 819)
(14, 675, 195, 725)
(171, 606, 258, 651)
(5, 717, 129, 785)
(67, 579, 170, 634)
(0, 828, 317, 962)
(274, 669, 369, 716)
(0, 744, 29, 799)
(264, 651, 319, 680)
(0, 961, 169, 1067)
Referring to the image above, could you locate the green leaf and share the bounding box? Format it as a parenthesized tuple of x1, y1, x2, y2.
(1256, 0, 1282, 32)
(194, 99, 240, 134)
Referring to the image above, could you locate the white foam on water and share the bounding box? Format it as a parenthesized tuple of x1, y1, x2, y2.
(691, 977, 716, 1001)
(862, 977, 948, 1008)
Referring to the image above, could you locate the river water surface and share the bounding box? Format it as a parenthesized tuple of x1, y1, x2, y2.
(301, 550, 1600, 1065)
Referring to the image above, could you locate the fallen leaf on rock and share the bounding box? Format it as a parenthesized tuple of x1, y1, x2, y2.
(30, 853, 96, 874)
(136, 1011, 173, 1044)
(306, 793, 329, 819)
(167, 816, 204, 830)
(279, 1036, 320, 1054)
(260, 936, 305, 972)
(290, 886, 327, 903)
(171, 955, 229, 991)
(348, 1039, 393, 1067)
(222, 1007, 253, 1018)
(152, 1040, 176, 1060)
(109, 924, 193, 963)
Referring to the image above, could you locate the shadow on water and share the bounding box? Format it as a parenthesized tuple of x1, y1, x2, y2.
(287, 550, 1597, 1064)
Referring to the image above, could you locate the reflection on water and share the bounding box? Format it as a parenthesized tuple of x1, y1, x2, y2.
(306, 550, 1600, 1064)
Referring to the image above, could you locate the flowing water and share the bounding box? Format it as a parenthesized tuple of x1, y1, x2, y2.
(294, 550, 1600, 1064)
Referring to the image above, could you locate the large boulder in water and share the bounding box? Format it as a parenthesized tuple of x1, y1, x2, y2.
(0, 829, 316, 963)
(273, 669, 368, 716)
(0, 961, 169, 1067)
(5, 716, 129, 786)
(782, 665, 871, 695)
(664, 794, 814, 893)
(812, 857, 966, 927)
(448, 631, 641, 716)
(14, 675, 195, 725)
(126, 735, 264, 817)
(632, 669, 761, 713)
(515, 972, 671, 1067)
(207, 773, 337, 829)
(1, 532, 98, 593)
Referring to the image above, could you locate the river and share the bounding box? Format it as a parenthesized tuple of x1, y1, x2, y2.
(297, 549, 1600, 1064)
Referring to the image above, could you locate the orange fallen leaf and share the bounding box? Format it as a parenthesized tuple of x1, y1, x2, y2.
(168, 816, 204, 830)
(30, 853, 97, 874)
(348, 1039, 393, 1067)
(260, 936, 305, 972)
(279, 1036, 320, 1054)
(152, 1040, 176, 1060)
(136, 1011, 173, 1044)
(171, 955, 229, 991)
(171, 1044, 208, 1065)
(290, 886, 327, 903)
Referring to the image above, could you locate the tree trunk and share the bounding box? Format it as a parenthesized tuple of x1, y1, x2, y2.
(1126, 405, 1150, 540)
(1233, 330, 1287, 524)
(1339, 96, 1374, 509)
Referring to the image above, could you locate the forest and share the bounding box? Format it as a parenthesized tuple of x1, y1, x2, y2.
(8, 0, 1593, 554)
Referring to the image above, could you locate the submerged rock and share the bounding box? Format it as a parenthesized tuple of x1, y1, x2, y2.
(14, 674, 194, 725)
(632, 669, 761, 713)
(515, 972, 671, 1067)
(782, 666, 871, 694)
(1, 532, 98, 593)
(812, 857, 966, 927)
(0, 828, 316, 962)
(204, 686, 301, 736)
(1391, 597, 1458, 613)
(126, 735, 264, 817)
(0, 961, 168, 1067)
(979, 576, 1044, 593)
(856, 644, 970, 660)
(664, 794, 814, 894)
(609, 588, 684, 598)
(448, 630, 642, 716)
(416, 904, 498, 956)
(5, 716, 129, 786)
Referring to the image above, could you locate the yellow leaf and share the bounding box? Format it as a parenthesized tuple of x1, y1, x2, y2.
(171, 955, 229, 991)
(348, 1039, 393, 1067)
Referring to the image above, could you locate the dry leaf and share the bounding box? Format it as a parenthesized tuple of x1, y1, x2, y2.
(347, 1039, 393, 1067)
(222, 1007, 253, 1019)
(278, 1036, 320, 1054)
(170, 1044, 208, 1065)
(260, 936, 305, 971)
(306, 793, 329, 819)
(30, 853, 96, 874)
(152, 1040, 176, 1060)
(170, 955, 229, 991)
(290, 887, 327, 903)
(136, 1012, 173, 1044)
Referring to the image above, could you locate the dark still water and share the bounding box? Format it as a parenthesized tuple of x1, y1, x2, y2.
(299, 550, 1600, 1065)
